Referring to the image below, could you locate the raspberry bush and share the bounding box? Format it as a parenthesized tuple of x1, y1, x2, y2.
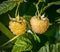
(0, 0, 60, 52)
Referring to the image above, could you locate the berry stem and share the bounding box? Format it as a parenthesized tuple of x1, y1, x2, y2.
(15, 1, 20, 17)
(0, 35, 20, 47)
(35, 0, 42, 18)
(36, 4, 40, 16)
(40, 2, 55, 15)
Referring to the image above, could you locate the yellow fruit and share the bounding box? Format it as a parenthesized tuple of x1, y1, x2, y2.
(30, 16, 49, 34)
(9, 17, 26, 35)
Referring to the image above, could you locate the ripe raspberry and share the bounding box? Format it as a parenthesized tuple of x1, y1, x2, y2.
(9, 16, 26, 35)
(30, 16, 49, 34)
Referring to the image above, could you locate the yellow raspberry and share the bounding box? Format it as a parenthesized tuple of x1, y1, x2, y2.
(30, 16, 49, 34)
(9, 17, 26, 35)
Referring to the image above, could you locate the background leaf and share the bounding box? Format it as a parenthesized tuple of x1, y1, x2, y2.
(0, 1, 16, 15)
(0, 22, 15, 39)
(38, 42, 60, 52)
(56, 9, 60, 14)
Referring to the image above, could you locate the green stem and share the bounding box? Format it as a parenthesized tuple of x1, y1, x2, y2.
(36, 4, 40, 17)
(35, 0, 42, 17)
(15, 2, 20, 17)
(27, 21, 31, 30)
(0, 35, 20, 47)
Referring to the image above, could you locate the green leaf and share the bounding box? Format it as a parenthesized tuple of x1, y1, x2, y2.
(56, 9, 60, 14)
(33, 33, 40, 43)
(38, 42, 60, 52)
(38, 42, 49, 52)
(0, 22, 15, 39)
(12, 33, 33, 52)
(0, 1, 16, 15)
(50, 43, 60, 52)
(38, 46, 48, 52)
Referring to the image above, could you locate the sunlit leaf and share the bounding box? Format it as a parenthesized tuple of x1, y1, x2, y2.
(12, 33, 33, 52)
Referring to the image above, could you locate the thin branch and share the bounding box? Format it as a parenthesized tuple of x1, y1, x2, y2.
(0, 35, 20, 47)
